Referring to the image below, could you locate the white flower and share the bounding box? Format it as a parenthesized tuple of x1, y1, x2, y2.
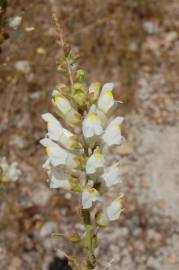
(86, 150, 104, 175)
(0, 157, 21, 182)
(47, 165, 71, 190)
(52, 90, 81, 126)
(102, 163, 121, 187)
(96, 195, 124, 226)
(42, 113, 80, 150)
(82, 105, 103, 146)
(82, 186, 101, 209)
(97, 83, 116, 115)
(106, 195, 124, 221)
(102, 116, 124, 146)
(40, 138, 79, 169)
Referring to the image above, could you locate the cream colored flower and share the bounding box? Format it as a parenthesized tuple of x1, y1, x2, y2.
(82, 186, 101, 209)
(106, 195, 124, 221)
(0, 157, 21, 182)
(102, 163, 121, 187)
(42, 113, 81, 150)
(52, 90, 81, 126)
(47, 165, 71, 190)
(96, 195, 124, 226)
(97, 83, 116, 115)
(102, 116, 124, 146)
(82, 105, 103, 146)
(86, 150, 104, 175)
(40, 138, 79, 169)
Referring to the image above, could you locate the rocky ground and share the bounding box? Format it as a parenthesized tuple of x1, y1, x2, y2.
(0, 1, 179, 269)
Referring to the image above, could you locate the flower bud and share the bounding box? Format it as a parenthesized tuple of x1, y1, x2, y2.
(71, 176, 82, 192)
(72, 83, 87, 107)
(52, 89, 81, 126)
(56, 83, 70, 95)
(75, 69, 86, 82)
(88, 82, 101, 103)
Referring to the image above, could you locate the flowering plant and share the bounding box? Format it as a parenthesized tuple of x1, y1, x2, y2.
(40, 15, 124, 270)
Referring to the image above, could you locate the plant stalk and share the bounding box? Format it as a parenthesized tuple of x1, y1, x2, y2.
(82, 209, 96, 270)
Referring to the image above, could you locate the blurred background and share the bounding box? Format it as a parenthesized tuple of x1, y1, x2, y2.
(0, 0, 179, 269)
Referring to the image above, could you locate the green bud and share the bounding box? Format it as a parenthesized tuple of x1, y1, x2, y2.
(71, 83, 86, 107)
(56, 83, 69, 94)
(56, 65, 68, 76)
(75, 69, 86, 82)
(71, 177, 83, 193)
(88, 82, 101, 103)
(70, 135, 83, 150)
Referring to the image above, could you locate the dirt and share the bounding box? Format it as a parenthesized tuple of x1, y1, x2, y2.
(0, 0, 179, 269)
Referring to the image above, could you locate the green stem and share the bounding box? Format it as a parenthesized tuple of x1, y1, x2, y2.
(82, 209, 96, 270)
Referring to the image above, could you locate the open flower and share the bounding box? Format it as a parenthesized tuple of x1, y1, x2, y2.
(96, 195, 124, 226)
(102, 162, 121, 187)
(97, 83, 116, 115)
(42, 113, 81, 150)
(82, 186, 101, 209)
(0, 157, 21, 182)
(40, 138, 80, 169)
(52, 90, 81, 126)
(106, 195, 124, 221)
(82, 105, 103, 146)
(47, 165, 71, 190)
(86, 150, 104, 176)
(102, 116, 124, 146)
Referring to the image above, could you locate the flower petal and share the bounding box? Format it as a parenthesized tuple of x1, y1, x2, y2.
(102, 117, 124, 146)
(102, 163, 121, 187)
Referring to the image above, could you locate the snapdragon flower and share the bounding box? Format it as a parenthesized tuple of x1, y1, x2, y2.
(47, 165, 71, 190)
(102, 116, 124, 146)
(40, 138, 80, 169)
(0, 157, 21, 182)
(82, 104, 103, 147)
(96, 194, 124, 226)
(41, 81, 124, 214)
(52, 89, 81, 126)
(97, 83, 116, 115)
(82, 186, 101, 209)
(40, 22, 126, 269)
(42, 113, 81, 150)
(102, 162, 121, 187)
(86, 149, 104, 176)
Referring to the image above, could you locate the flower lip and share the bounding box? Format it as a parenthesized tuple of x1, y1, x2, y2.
(87, 113, 97, 120)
